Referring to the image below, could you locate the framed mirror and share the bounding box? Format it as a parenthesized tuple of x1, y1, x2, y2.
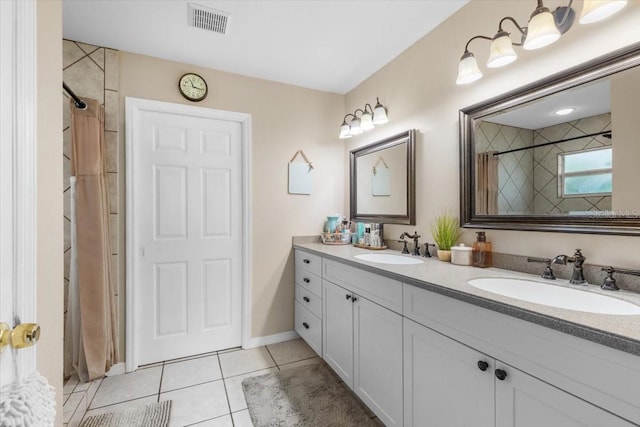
(460, 43, 640, 236)
(350, 130, 416, 225)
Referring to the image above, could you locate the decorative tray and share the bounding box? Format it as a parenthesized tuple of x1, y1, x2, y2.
(321, 232, 352, 245)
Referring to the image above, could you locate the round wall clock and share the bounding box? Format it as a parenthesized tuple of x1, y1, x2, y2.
(178, 73, 208, 102)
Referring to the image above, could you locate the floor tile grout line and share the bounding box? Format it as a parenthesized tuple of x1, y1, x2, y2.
(183, 411, 233, 427)
(159, 377, 225, 395)
(84, 393, 160, 412)
(218, 354, 235, 427)
(263, 345, 279, 370)
(222, 365, 278, 380)
(157, 361, 165, 402)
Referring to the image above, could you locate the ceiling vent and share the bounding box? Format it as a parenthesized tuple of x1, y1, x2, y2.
(188, 3, 230, 35)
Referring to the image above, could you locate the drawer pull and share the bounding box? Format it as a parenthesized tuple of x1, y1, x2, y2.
(303, 259, 311, 264)
(303, 296, 310, 303)
(477, 361, 489, 372)
(345, 294, 352, 300)
(303, 278, 310, 283)
(495, 369, 507, 381)
(302, 322, 309, 329)
(352, 296, 358, 302)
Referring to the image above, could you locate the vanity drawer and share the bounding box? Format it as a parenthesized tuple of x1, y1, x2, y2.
(295, 284, 322, 318)
(323, 258, 402, 313)
(295, 301, 322, 356)
(295, 250, 322, 277)
(295, 269, 322, 298)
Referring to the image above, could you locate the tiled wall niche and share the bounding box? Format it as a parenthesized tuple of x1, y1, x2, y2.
(63, 39, 120, 374)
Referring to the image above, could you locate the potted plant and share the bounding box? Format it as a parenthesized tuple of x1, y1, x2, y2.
(431, 210, 461, 262)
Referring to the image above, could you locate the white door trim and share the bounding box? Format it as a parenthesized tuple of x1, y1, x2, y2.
(125, 97, 252, 372)
(0, 0, 37, 383)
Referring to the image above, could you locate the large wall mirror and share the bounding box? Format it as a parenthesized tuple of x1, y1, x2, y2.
(350, 130, 416, 224)
(460, 43, 640, 235)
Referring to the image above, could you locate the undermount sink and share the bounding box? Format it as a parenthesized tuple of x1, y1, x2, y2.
(468, 278, 640, 315)
(354, 253, 424, 265)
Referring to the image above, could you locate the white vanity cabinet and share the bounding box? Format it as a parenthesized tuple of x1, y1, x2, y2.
(322, 260, 404, 427)
(294, 250, 323, 356)
(404, 318, 634, 427)
(403, 284, 639, 427)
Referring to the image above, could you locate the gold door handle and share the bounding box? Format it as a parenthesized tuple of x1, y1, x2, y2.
(11, 323, 41, 349)
(0, 323, 10, 353)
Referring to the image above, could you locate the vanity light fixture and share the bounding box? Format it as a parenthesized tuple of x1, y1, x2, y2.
(456, 0, 627, 85)
(338, 98, 389, 139)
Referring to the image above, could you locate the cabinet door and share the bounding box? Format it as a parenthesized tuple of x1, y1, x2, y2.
(354, 295, 403, 427)
(403, 318, 494, 427)
(495, 361, 635, 427)
(322, 280, 354, 388)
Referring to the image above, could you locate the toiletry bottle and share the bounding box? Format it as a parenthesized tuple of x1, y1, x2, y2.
(472, 232, 492, 268)
(364, 224, 371, 246)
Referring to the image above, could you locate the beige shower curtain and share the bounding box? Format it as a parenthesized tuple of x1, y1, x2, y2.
(476, 152, 499, 215)
(67, 98, 118, 381)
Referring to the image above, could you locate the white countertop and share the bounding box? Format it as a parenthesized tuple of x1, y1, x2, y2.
(294, 242, 640, 355)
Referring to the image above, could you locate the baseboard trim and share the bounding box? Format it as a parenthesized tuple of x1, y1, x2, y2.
(105, 362, 126, 377)
(244, 330, 299, 349)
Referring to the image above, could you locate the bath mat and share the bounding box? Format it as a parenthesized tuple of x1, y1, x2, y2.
(79, 400, 171, 427)
(242, 362, 379, 427)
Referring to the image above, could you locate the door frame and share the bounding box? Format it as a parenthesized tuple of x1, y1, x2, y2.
(125, 97, 252, 372)
(0, 0, 37, 382)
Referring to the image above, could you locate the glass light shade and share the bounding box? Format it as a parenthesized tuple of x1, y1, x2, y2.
(580, 0, 627, 24)
(339, 122, 352, 139)
(523, 8, 561, 50)
(487, 31, 518, 68)
(349, 117, 363, 135)
(456, 51, 483, 85)
(360, 111, 374, 130)
(372, 104, 388, 125)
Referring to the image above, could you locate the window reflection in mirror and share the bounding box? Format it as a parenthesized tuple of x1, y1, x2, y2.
(473, 65, 640, 217)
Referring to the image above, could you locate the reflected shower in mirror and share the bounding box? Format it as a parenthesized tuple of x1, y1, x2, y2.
(350, 130, 416, 225)
(460, 43, 640, 235)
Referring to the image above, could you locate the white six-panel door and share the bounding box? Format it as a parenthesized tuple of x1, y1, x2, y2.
(127, 98, 249, 367)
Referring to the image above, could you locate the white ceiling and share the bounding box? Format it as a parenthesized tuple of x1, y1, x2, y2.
(62, 0, 468, 94)
(483, 79, 611, 130)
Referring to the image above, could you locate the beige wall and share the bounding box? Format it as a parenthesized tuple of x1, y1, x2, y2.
(118, 53, 345, 339)
(346, 0, 640, 267)
(37, 0, 64, 425)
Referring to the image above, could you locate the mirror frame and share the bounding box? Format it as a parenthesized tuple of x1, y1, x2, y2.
(460, 43, 640, 236)
(350, 129, 416, 225)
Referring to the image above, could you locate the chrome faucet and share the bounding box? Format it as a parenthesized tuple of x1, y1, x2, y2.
(400, 231, 421, 256)
(529, 249, 587, 283)
(600, 266, 640, 291)
(527, 257, 556, 280)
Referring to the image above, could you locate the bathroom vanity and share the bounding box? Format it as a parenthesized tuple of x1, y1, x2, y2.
(293, 244, 640, 427)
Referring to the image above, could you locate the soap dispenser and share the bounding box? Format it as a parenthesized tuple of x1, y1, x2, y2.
(472, 232, 492, 268)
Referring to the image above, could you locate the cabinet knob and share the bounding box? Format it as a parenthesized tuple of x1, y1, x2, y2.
(303, 259, 310, 264)
(477, 360, 489, 371)
(352, 296, 358, 302)
(303, 296, 310, 303)
(302, 322, 309, 329)
(495, 369, 507, 381)
(303, 278, 310, 283)
(345, 294, 352, 300)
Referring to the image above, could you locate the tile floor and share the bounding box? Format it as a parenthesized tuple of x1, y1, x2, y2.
(63, 339, 335, 427)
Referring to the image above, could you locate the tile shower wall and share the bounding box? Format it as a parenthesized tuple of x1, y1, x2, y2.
(63, 40, 120, 371)
(533, 113, 612, 215)
(476, 122, 534, 214)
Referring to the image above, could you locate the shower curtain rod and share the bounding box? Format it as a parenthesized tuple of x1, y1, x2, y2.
(63, 82, 87, 109)
(492, 130, 612, 157)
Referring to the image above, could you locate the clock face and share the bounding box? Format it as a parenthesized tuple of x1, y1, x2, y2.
(179, 73, 208, 102)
